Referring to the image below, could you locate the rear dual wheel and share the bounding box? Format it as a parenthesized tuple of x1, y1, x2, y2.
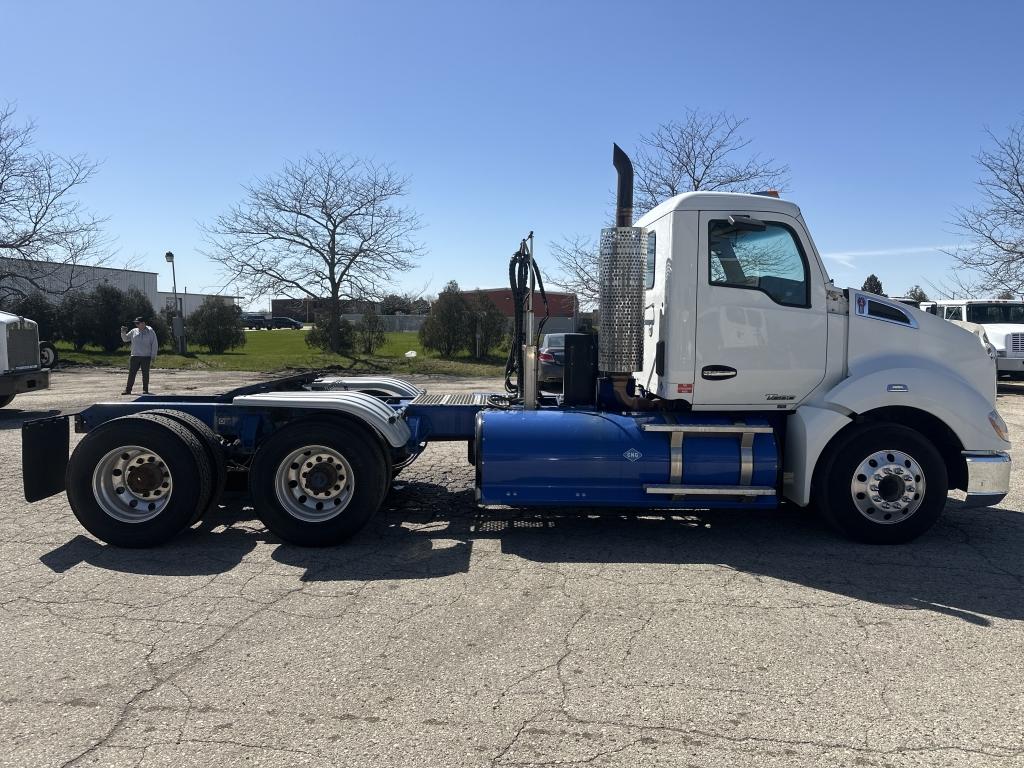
(140, 409, 226, 522)
(67, 413, 215, 547)
(248, 420, 389, 546)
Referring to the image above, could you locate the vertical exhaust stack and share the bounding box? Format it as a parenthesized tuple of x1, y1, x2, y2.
(599, 144, 646, 380)
(613, 143, 634, 228)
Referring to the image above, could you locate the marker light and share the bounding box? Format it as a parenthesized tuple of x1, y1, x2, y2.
(989, 410, 1010, 442)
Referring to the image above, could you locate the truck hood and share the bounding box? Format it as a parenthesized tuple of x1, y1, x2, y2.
(974, 323, 1024, 350)
(846, 292, 996, 406)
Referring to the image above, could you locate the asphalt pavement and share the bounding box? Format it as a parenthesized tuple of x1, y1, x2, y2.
(1, 368, 1022, 767)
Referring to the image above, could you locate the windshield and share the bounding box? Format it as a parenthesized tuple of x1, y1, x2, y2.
(965, 303, 1024, 324)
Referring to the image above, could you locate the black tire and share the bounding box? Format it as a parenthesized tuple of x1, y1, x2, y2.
(39, 341, 58, 368)
(0, 394, 14, 409)
(249, 419, 388, 546)
(38, 342, 58, 370)
(66, 414, 213, 547)
(140, 409, 226, 522)
(814, 423, 948, 544)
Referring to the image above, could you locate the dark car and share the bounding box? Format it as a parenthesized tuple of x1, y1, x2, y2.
(538, 333, 565, 386)
(242, 314, 268, 329)
(270, 316, 304, 330)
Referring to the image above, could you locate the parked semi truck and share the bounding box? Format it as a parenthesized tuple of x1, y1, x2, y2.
(22, 146, 1011, 546)
(1, 310, 51, 408)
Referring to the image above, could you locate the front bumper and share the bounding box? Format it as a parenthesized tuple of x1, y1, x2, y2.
(0, 368, 49, 397)
(961, 451, 1011, 507)
(996, 356, 1024, 372)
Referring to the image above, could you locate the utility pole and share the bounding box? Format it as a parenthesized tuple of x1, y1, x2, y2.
(165, 251, 186, 354)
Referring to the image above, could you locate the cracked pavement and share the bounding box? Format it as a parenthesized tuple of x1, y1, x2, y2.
(1, 368, 1023, 767)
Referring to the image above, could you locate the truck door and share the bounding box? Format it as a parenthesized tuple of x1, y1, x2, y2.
(692, 210, 827, 408)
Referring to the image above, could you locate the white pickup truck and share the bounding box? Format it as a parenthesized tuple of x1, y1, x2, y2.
(920, 299, 1024, 378)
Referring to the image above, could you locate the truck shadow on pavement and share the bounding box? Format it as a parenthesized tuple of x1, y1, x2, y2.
(39, 484, 1024, 627)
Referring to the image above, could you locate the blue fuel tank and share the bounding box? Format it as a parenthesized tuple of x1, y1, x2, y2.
(476, 409, 778, 509)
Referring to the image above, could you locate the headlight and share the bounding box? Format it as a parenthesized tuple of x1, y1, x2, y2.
(989, 410, 1010, 442)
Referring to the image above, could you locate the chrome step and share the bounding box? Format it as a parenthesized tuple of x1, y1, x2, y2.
(640, 423, 773, 434)
(644, 484, 776, 497)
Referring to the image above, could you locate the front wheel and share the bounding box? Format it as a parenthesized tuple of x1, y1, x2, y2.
(249, 420, 388, 546)
(814, 423, 948, 544)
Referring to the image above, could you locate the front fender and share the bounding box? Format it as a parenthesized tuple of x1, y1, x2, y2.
(823, 367, 1007, 454)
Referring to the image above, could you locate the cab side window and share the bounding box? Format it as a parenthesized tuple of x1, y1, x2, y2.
(644, 231, 656, 290)
(945, 306, 963, 321)
(709, 220, 809, 307)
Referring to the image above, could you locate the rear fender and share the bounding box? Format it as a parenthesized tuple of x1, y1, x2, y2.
(308, 376, 424, 399)
(232, 391, 412, 448)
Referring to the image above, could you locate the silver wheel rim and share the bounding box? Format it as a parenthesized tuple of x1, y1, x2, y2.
(91, 445, 173, 523)
(40, 346, 55, 367)
(274, 444, 354, 523)
(849, 449, 926, 525)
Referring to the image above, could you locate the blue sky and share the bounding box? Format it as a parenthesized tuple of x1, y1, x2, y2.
(2, 0, 1021, 306)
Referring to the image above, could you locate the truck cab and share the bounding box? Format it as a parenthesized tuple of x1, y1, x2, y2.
(921, 299, 1024, 378)
(639, 193, 831, 408)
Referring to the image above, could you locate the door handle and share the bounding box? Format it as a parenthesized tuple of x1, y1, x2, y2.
(701, 365, 737, 381)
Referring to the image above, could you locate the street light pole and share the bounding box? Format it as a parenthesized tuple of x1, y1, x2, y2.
(165, 251, 185, 354)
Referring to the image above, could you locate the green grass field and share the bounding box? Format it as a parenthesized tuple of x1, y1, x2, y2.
(56, 330, 506, 377)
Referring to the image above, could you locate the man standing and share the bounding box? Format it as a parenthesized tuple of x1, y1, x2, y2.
(120, 316, 159, 394)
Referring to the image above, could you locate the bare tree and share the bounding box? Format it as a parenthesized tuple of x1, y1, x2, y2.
(203, 153, 423, 352)
(633, 110, 789, 216)
(926, 271, 988, 300)
(0, 104, 107, 302)
(948, 122, 1024, 294)
(545, 235, 599, 310)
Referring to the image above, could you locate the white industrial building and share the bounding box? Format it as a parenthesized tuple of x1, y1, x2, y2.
(0, 257, 238, 316)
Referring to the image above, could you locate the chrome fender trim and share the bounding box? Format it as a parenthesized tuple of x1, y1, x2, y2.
(233, 391, 411, 448)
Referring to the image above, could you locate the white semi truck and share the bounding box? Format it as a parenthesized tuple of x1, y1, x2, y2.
(22, 146, 1011, 546)
(1, 310, 51, 408)
(920, 299, 1024, 378)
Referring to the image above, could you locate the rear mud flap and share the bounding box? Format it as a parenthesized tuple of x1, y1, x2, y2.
(23, 415, 69, 502)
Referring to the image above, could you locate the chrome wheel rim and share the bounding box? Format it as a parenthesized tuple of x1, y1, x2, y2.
(40, 346, 55, 367)
(850, 449, 925, 525)
(91, 445, 173, 523)
(274, 445, 354, 523)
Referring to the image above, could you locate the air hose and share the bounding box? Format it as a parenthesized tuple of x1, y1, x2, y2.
(503, 234, 549, 397)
